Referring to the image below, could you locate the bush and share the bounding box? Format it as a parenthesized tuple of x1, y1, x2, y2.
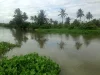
(80, 22, 97, 30)
(0, 53, 60, 75)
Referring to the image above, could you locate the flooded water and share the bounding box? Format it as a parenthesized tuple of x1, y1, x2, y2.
(0, 27, 100, 75)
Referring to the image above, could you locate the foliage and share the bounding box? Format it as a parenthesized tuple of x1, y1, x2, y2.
(9, 8, 28, 28)
(86, 12, 93, 21)
(71, 19, 80, 27)
(0, 53, 60, 75)
(30, 16, 34, 23)
(4, 8, 100, 31)
(32, 10, 47, 26)
(35, 28, 100, 34)
(0, 42, 20, 55)
(23, 12, 28, 22)
(65, 17, 71, 25)
(58, 8, 67, 24)
(77, 8, 84, 21)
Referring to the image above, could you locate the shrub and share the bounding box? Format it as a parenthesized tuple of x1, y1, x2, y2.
(0, 53, 60, 75)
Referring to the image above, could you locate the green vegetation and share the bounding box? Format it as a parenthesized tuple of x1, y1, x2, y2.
(77, 8, 84, 21)
(0, 8, 100, 34)
(0, 42, 20, 55)
(58, 8, 67, 24)
(35, 28, 100, 34)
(0, 53, 60, 75)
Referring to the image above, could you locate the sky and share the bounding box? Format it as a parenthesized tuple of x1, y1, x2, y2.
(0, 0, 100, 23)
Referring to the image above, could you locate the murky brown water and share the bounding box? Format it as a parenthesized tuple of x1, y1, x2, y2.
(0, 27, 100, 75)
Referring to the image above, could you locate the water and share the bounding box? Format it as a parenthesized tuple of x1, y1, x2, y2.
(0, 27, 100, 75)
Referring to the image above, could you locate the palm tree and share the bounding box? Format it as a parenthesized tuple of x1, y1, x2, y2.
(58, 8, 67, 24)
(86, 12, 93, 21)
(30, 16, 34, 23)
(77, 8, 84, 22)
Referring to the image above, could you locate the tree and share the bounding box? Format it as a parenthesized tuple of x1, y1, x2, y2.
(53, 20, 58, 25)
(37, 10, 47, 25)
(86, 12, 93, 21)
(65, 17, 71, 24)
(30, 16, 34, 23)
(33, 15, 38, 24)
(14, 8, 23, 25)
(77, 8, 84, 21)
(49, 18, 53, 25)
(72, 19, 80, 26)
(23, 12, 28, 22)
(10, 8, 28, 28)
(58, 8, 67, 24)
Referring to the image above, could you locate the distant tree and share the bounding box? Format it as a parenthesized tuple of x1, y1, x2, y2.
(77, 8, 84, 21)
(33, 15, 38, 24)
(30, 16, 34, 23)
(65, 17, 71, 24)
(58, 8, 67, 24)
(53, 20, 58, 25)
(72, 19, 80, 26)
(86, 12, 93, 21)
(23, 12, 28, 22)
(13, 8, 23, 25)
(37, 10, 47, 25)
(10, 8, 28, 28)
(50, 18, 53, 24)
(91, 19, 100, 27)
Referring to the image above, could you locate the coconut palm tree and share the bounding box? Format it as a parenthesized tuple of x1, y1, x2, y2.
(86, 12, 93, 21)
(77, 8, 84, 22)
(58, 8, 67, 24)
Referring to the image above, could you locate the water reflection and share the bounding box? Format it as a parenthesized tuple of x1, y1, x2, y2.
(58, 41, 65, 50)
(7, 29, 100, 50)
(9, 29, 100, 50)
(57, 34, 66, 50)
(71, 34, 80, 42)
(10, 29, 28, 45)
(31, 33, 48, 48)
(82, 35, 100, 47)
(1, 28, 100, 75)
(75, 42, 83, 50)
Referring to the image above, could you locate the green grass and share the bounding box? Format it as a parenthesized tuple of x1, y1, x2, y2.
(35, 28, 100, 34)
(0, 53, 60, 75)
(0, 42, 20, 55)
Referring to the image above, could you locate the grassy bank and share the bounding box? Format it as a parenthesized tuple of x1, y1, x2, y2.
(0, 53, 60, 75)
(35, 28, 100, 34)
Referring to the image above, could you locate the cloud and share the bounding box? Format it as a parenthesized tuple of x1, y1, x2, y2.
(0, 0, 100, 23)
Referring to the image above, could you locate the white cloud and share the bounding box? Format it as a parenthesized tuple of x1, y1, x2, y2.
(0, 0, 100, 23)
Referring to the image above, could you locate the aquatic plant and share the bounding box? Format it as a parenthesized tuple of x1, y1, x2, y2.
(0, 53, 60, 75)
(0, 42, 20, 55)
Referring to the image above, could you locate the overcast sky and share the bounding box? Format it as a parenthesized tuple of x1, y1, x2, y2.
(0, 0, 100, 23)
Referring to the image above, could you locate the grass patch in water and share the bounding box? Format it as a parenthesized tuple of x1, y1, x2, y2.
(0, 53, 60, 75)
(0, 42, 20, 55)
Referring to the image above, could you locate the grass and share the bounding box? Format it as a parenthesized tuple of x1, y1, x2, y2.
(35, 28, 100, 34)
(0, 53, 60, 75)
(0, 42, 20, 55)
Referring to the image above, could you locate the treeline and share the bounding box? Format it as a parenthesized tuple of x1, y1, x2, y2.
(3, 8, 100, 30)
